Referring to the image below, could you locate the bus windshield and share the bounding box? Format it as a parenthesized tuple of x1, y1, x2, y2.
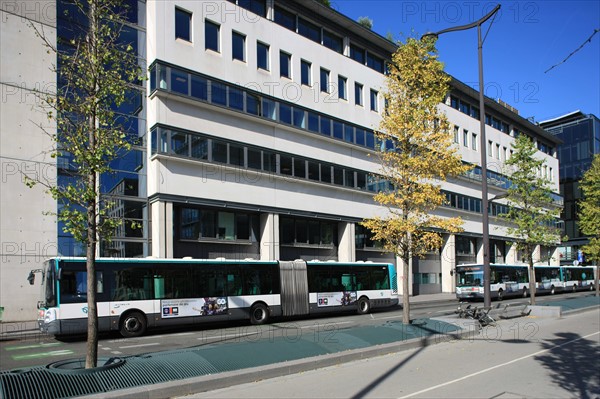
(456, 267, 484, 287)
(43, 259, 57, 308)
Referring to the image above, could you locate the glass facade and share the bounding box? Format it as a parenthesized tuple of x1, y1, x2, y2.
(56, 0, 148, 257)
(542, 113, 600, 264)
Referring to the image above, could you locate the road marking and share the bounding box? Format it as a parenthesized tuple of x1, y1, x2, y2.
(198, 332, 259, 340)
(5, 342, 62, 351)
(12, 350, 73, 360)
(118, 342, 161, 349)
(398, 331, 600, 398)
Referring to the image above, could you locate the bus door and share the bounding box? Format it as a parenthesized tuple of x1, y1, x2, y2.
(278, 260, 309, 316)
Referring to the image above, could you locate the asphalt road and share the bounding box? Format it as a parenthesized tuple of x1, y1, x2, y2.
(0, 292, 594, 372)
(182, 308, 600, 399)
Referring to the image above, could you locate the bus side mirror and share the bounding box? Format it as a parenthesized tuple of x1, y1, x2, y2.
(27, 271, 35, 285)
(450, 269, 454, 276)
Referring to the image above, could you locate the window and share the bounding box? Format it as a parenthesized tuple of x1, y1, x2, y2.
(355, 83, 363, 106)
(463, 129, 468, 147)
(205, 20, 220, 52)
(274, 6, 296, 31)
(488, 140, 493, 157)
(338, 75, 347, 100)
(350, 44, 365, 64)
(175, 8, 192, 42)
(366, 52, 384, 73)
(298, 17, 320, 43)
(232, 31, 246, 61)
(323, 30, 342, 53)
(320, 68, 329, 93)
(301, 60, 311, 86)
(236, 0, 266, 17)
(453, 126, 459, 144)
(472, 133, 478, 150)
(257, 41, 269, 70)
(370, 89, 378, 112)
(280, 51, 291, 78)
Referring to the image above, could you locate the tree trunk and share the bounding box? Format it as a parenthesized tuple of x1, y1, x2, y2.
(85, 174, 99, 369)
(402, 254, 410, 324)
(595, 265, 599, 298)
(529, 259, 536, 306)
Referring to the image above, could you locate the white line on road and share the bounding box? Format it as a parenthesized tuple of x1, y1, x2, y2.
(398, 331, 600, 398)
(118, 342, 161, 349)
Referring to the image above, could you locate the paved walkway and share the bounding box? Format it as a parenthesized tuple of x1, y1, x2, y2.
(180, 308, 600, 399)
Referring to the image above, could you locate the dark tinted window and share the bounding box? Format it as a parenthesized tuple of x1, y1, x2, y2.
(175, 8, 192, 41)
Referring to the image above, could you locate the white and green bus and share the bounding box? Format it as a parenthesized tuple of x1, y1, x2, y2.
(455, 264, 596, 300)
(29, 257, 398, 337)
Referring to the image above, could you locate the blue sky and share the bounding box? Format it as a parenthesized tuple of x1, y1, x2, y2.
(332, 0, 600, 122)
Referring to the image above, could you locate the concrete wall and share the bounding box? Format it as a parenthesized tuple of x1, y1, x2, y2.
(0, 2, 57, 322)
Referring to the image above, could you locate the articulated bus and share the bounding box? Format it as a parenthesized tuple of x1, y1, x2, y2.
(455, 264, 597, 300)
(29, 257, 398, 337)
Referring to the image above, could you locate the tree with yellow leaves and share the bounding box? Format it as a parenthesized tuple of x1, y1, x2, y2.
(362, 37, 471, 324)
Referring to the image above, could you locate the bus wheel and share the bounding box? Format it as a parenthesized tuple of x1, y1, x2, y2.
(497, 289, 504, 301)
(550, 285, 556, 295)
(250, 303, 269, 325)
(572, 285, 577, 293)
(120, 311, 147, 338)
(522, 288, 528, 298)
(357, 297, 370, 314)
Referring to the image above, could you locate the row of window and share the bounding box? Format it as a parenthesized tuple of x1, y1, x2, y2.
(151, 126, 390, 193)
(454, 126, 555, 184)
(449, 95, 555, 155)
(149, 63, 383, 149)
(174, 11, 381, 112)
(179, 206, 340, 248)
(152, 126, 518, 226)
(273, 5, 386, 74)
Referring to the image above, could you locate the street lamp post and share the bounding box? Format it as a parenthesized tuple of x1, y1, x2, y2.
(422, 4, 501, 309)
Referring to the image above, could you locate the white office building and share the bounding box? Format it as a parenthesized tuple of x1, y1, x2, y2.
(0, 0, 561, 322)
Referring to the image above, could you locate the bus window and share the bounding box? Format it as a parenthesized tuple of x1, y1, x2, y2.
(61, 270, 104, 303)
(371, 268, 390, 290)
(112, 268, 152, 301)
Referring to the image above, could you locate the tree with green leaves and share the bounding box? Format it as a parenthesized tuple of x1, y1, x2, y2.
(27, 0, 142, 368)
(579, 153, 600, 297)
(500, 134, 563, 305)
(362, 37, 471, 324)
(357, 16, 373, 30)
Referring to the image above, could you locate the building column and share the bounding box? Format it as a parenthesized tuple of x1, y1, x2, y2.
(151, 200, 173, 258)
(265, 0, 274, 20)
(441, 233, 456, 293)
(532, 245, 541, 265)
(476, 237, 484, 264)
(260, 213, 279, 261)
(549, 247, 561, 266)
(337, 222, 355, 262)
(506, 241, 519, 264)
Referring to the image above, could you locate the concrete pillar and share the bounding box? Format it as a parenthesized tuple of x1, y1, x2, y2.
(549, 247, 560, 266)
(506, 241, 519, 264)
(151, 200, 173, 258)
(260, 213, 279, 261)
(441, 234, 456, 293)
(266, 0, 274, 20)
(476, 237, 484, 264)
(337, 222, 355, 262)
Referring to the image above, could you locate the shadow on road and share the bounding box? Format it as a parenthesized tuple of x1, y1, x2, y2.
(535, 332, 600, 399)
